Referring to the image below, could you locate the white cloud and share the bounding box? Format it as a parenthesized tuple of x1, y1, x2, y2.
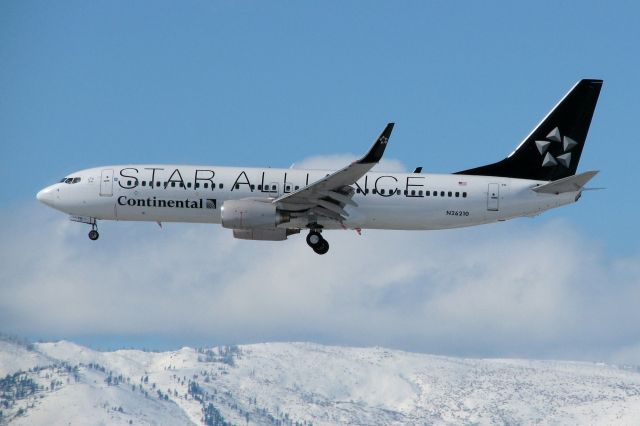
(1, 204, 639, 364)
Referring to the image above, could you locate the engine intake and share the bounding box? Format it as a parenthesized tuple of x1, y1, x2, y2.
(221, 199, 290, 230)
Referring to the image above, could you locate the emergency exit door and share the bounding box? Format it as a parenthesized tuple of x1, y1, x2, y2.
(100, 169, 114, 196)
(487, 183, 499, 211)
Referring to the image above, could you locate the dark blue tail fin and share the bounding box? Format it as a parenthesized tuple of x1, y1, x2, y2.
(456, 79, 602, 181)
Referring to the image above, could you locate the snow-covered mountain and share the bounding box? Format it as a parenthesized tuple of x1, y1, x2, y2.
(1, 336, 640, 425)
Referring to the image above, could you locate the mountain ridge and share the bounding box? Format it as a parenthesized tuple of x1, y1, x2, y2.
(1, 338, 640, 425)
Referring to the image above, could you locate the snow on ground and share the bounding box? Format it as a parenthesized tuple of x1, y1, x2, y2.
(0, 341, 51, 377)
(2, 338, 640, 425)
(11, 367, 193, 426)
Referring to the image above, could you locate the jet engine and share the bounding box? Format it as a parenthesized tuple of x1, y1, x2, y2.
(221, 199, 290, 230)
(232, 228, 300, 241)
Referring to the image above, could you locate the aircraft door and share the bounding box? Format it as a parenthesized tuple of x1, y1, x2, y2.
(100, 169, 114, 197)
(487, 183, 499, 211)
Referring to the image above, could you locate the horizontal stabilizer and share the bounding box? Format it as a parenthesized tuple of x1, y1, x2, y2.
(532, 171, 598, 194)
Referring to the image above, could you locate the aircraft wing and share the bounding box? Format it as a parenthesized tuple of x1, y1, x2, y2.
(273, 123, 394, 222)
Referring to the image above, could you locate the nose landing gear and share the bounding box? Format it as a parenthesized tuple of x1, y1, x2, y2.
(69, 215, 100, 241)
(306, 230, 329, 255)
(88, 223, 99, 241)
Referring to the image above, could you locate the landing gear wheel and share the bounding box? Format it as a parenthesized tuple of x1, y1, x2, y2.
(313, 239, 329, 255)
(88, 229, 99, 241)
(306, 231, 322, 248)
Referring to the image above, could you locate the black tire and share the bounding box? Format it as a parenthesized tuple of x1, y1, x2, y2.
(88, 230, 99, 241)
(306, 231, 322, 248)
(314, 239, 329, 255)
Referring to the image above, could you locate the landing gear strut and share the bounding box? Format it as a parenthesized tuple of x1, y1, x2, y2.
(306, 230, 329, 255)
(88, 223, 99, 241)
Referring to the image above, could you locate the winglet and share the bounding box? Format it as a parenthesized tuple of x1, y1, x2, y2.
(357, 123, 394, 164)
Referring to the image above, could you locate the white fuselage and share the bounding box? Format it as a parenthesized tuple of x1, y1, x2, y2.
(37, 165, 578, 231)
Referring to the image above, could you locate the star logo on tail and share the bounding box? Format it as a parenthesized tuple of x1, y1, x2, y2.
(535, 127, 578, 168)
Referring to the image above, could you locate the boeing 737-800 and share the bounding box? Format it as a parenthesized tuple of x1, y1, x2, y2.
(37, 79, 602, 254)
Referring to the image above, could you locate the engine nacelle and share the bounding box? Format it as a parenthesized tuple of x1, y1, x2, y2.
(221, 199, 289, 230)
(232, 228, 300, 241)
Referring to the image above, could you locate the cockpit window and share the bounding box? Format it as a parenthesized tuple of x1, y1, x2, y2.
(62, 177, 81, 184)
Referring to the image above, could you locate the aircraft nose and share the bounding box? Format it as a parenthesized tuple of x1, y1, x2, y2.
(36, 186, 57, 207)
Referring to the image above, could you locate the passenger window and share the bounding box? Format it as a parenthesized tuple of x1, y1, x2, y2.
(365, 189, 369, 194)
(380, 189, 385, 195)
(235, 184, 240, 189)
(271, 185, 276, 191)
(426, 191, 430, 196)
(127, 180, 132, 186)
(463, 192, 467, 198)
(179, 182, 183, 187)
(410, 190, 415, 196)
(258, 185, 262, 190)
(204, 183, 209, 188)
(440, 191, 445, 197)
(251, 185, 255, 190)
(397, 189, 401, 195)
(404, 190, 408, 195)
(419, 190, 423, 196)
(448, 191, 452, 197)
(434, 191, 437, 197)
(372, 188, 377, 194)
(156, 182, 161, 187)
(187, 183, 192, 188)
(195, 183, 200, 188)
(356, 188, 361, 194)
(455, 192, 459, 197)
(142, 181, 146, 187)
(219, 184, 224, 189)
(295, 186, 300, 190)
(285, 185, 290, 191)
(171, 182, 176, 188)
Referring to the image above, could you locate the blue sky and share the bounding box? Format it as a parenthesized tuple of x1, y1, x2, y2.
(1, 2, 639, 358)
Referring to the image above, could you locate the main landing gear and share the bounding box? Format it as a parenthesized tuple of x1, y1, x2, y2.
(306, 230, 329, 255)
(88, 223, 99, 241)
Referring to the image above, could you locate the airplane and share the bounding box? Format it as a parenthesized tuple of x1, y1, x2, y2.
(37, 79, 602, 255)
